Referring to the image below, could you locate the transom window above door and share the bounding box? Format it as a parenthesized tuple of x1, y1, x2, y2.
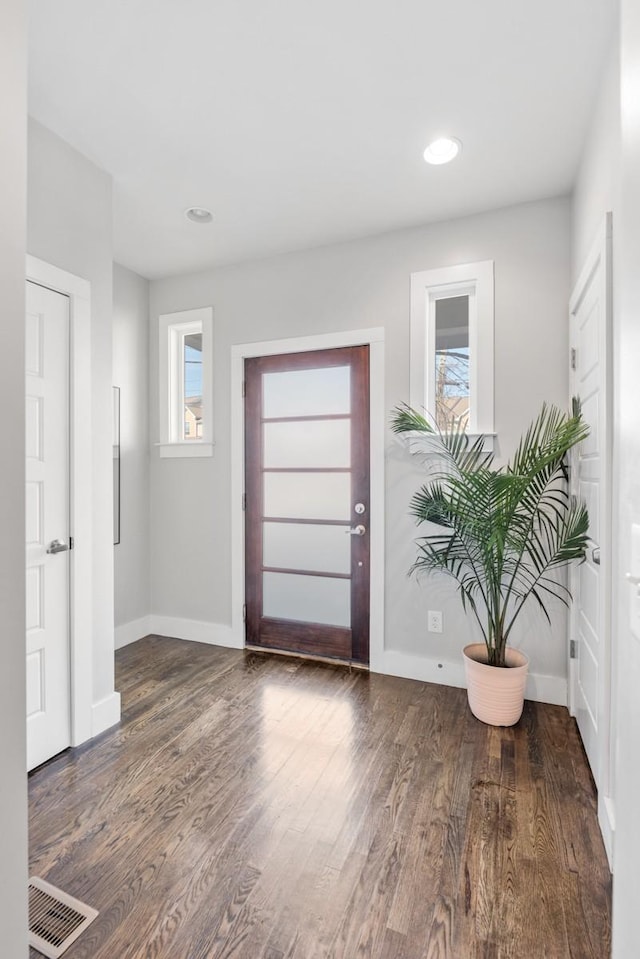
(410, 260, 495, 448)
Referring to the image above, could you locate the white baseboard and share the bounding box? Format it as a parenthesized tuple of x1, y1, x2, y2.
(149, 614, 242, 649)
(115, 614, 240, 651)
(115, 617, 567, 706)
(372, 649, 466, 689)
(372, 649, 567, 706)
(115, 614, 153, 649)
(91, 691, 121, 736)
(525, 669, 567, 707)
(599, 795, 615, 871)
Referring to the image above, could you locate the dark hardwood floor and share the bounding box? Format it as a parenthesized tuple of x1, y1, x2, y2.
(29, 636, 611, 959)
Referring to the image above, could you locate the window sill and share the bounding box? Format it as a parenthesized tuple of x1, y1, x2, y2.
(157, 442, 215, 459)
(400, 431, 496, 455)
(466, 431, 495, 453)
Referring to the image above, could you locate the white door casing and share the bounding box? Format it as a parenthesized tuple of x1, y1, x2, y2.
(569, 213, 614, 865)
(26, 281, 71, 769)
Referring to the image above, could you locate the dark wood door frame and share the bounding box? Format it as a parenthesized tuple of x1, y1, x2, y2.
(244, 346, 370, 664)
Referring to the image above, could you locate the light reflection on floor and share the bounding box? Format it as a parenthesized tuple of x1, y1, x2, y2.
(254, 681, 356, 852)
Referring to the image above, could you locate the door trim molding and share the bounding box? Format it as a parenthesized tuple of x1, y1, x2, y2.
(230, 328, 385, 666)
(26, 255, 96, 748)
(568, 212, 614, 868)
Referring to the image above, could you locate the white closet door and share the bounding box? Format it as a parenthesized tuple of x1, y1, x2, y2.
(26, 280, 71, 770)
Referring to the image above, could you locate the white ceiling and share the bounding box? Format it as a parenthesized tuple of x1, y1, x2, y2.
(28, 0, 615, 279)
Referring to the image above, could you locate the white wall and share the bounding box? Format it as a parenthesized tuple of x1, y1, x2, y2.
(27, 119, 119, 729)
(571, 7, 640, 953)
(0, 0, 28, 952)
(611, 2, 640, 954)
(113, 263, 151, 641)
(571, 13, 621, 862)
(149, 196, 572, 702)
(572, 42, 620, 280)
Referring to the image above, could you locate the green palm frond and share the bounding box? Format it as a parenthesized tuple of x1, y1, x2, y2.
(392, 400, 590, 666)
(391, 403, 492, 476)
(390, 403, 435, 436)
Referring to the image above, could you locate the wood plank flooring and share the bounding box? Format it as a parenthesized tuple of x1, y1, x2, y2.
(29, 636, 612, 959)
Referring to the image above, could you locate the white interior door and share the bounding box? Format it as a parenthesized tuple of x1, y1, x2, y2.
(26, 281, 71, 770)
(569, 216, 613, 828)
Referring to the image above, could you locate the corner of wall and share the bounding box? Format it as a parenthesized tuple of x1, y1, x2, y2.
(1, 0, 29, 952)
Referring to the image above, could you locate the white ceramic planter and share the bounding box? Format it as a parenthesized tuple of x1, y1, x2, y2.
(462, 643, 529, 726)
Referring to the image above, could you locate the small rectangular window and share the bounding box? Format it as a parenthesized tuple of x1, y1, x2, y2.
(182, 331, 203, 441)
(158, 307, 213, 457)
(410, 260, 494, 447)
(434, 295, 470, 431)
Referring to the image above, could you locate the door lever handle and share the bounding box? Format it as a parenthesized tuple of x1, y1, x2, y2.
(47, 539, 69, 554)
(345, 525, 366, 536)
(592, 547, 601, 565)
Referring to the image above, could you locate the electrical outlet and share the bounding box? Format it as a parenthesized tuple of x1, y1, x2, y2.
(428, 610, 443, 633)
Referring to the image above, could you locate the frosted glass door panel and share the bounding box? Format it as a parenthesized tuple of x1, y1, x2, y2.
(264, 419, 350, 469)
(264, 472, 350, 520)
(264, 522, 351, 574)
(245, 344, 370, 663)
(263, 366, 350, 418)
(263, 572, 350, 627)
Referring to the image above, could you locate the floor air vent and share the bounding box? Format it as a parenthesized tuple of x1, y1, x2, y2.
(29, 877, 98, 958)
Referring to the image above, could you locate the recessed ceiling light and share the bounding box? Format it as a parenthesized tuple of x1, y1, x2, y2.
(185, 207, 213, 224)
(423, 137, 462, 165)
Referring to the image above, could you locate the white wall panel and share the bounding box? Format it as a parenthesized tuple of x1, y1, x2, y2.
(112, 263, 151, 629)
(611, 2, 640, 953)
(28, 118, 115, 709)
(0, 0, 28, 950)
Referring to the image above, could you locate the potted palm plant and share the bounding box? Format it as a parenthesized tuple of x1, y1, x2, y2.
(390, 401, 589, 725)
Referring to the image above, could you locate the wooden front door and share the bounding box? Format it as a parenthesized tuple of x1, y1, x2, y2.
(244, 346, 370, 663)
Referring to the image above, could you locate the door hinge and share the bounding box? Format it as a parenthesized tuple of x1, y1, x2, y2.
(242, 493, 247, 511)
(570, 347, 577, 371)
(242, 380, 246, 398)
(570, 639, 577, 659)
(69, 536, 74, 550)
(242, 603, 247, 623)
